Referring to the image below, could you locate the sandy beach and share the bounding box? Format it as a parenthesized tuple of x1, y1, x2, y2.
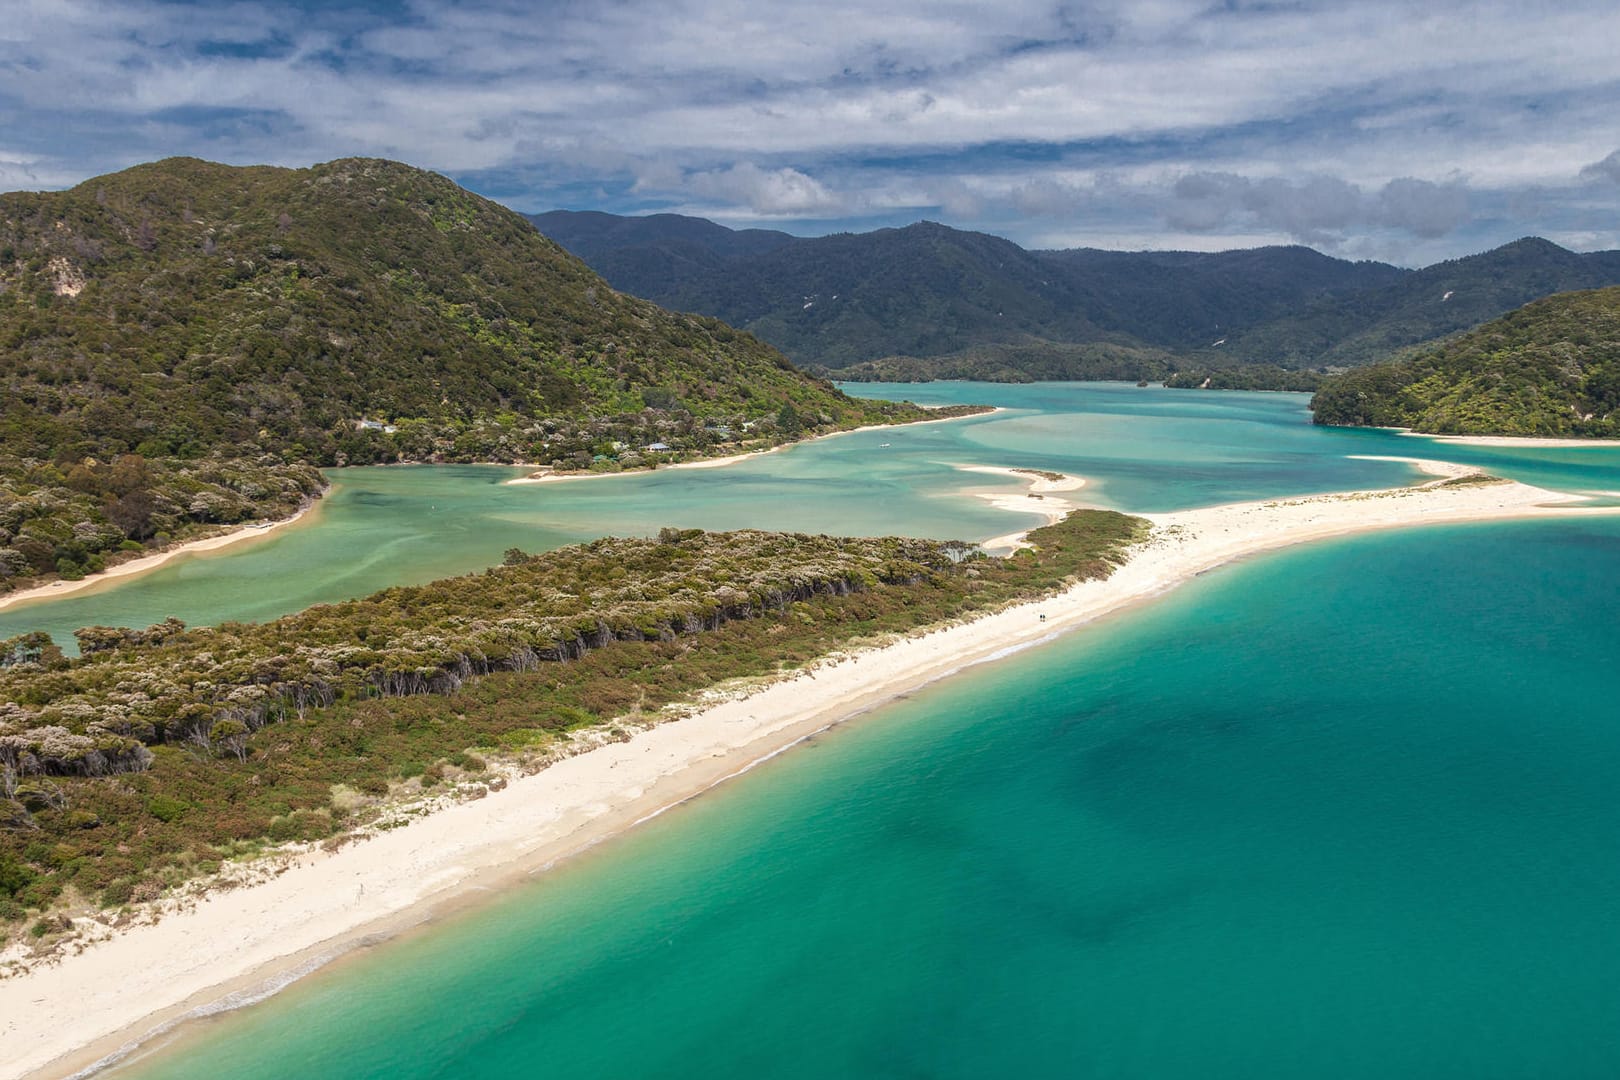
(4, 462, 1617, 1080)
(0, 501, 322, 616)
(1400, 431, 1620, 449)
(503, 445, 786, 484)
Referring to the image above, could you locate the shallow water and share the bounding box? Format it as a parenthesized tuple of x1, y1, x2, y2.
(1, 384, 1432, 646)
(115, 516, 1620, 1079)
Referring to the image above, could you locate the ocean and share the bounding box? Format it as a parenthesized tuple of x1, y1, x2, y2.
(113, 516, 1620, 1078)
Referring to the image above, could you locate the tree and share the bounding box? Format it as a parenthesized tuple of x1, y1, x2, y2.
(210, 719, 251, 763)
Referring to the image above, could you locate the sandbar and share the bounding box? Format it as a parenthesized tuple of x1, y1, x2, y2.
(955, 465, 1087, 552)
(4, 463, 1616, 1080)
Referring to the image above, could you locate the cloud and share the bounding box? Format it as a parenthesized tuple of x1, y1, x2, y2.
(0, 0, 1617, 259)
(1580, 151, 1620, 185)
(1165, 171, 1470, 244)
(1373, 178, 1470, 239)
(684, 163, 848, 216)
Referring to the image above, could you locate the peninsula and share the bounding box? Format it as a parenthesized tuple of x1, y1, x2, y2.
(1312, 285, 1620, 437)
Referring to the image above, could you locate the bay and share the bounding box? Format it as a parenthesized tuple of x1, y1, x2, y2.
(115, 516, 1620, 1079)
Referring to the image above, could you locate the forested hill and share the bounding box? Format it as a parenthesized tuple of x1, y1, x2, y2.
(530, 211, 1620, 383)
(534, 216, 1131, 367)
(1222, 237, 1620, 368)
(2, 158, 901, 465)
(0, 158, 924, 591)
(1310, 286, 1620, 436)
(528, 211, 1402, 369)
(530, 210, 795, 294)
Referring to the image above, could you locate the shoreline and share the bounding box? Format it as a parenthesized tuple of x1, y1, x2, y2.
(505, 408, 1002, 485)
(0, 500, 324, 615)
(1397, 430, 1620, 449)
(7, 466, 1620, 1080)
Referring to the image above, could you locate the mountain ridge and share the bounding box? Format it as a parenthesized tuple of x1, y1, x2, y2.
(529, 210, 1620, 379)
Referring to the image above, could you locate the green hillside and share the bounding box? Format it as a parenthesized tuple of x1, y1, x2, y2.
(1310, 286, 1620, 435)
(0, 158, 925, 590)
(1229, 238, 1620, 368)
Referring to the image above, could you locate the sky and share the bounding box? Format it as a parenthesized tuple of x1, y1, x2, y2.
(3, 0, 1619, 266)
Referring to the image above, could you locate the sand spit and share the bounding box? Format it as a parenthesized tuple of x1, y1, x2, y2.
(955, 466, 1088, 552)
(5, 464, 1618, 1080)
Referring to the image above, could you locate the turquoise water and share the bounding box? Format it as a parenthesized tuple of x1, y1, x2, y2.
(851, 381, 1620, 502)
(116, 517, 1620, 1079)
(12, 383, 1620, 1076)
(11, 383, 1620, 653)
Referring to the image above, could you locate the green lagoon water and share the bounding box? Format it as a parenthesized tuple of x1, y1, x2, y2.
(1, 382, 1421, 647)
(10, 383, 1620, 1077)
(8, 382, 1618, 647)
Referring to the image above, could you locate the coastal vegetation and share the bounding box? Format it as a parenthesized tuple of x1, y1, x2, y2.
(0, 157, 938, 595)
(1161, 366, 1324, 392)
(824, 346, 1323, 392)
(1310, 286, 1620, 435)
(0, 509, 1146, 934)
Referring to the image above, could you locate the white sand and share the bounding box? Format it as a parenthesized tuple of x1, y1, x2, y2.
(955, 466, 1088, 552)
(504, 445, 784, 484)
(0, 502, 321, 615)
(1400, 431, 1620, 449)
(4, 463, 1617, 1080)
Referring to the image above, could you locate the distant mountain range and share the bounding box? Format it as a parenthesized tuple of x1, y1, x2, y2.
(530, 211, 1620, 379)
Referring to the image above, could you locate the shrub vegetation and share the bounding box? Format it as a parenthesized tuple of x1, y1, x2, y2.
(0, 510, 1146, 926)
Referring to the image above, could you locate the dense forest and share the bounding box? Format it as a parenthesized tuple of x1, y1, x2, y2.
(828, 342, 1323, 392)
(1310, 286, 1620, 436)
(1222, 237, 1620, 368)
(533, 212, 1402, 369)
(0, 509, 1146, 933)
(0, 157, 936, 592)
(532, 211, 1620, 382)
(826, 341, 1178, 384)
